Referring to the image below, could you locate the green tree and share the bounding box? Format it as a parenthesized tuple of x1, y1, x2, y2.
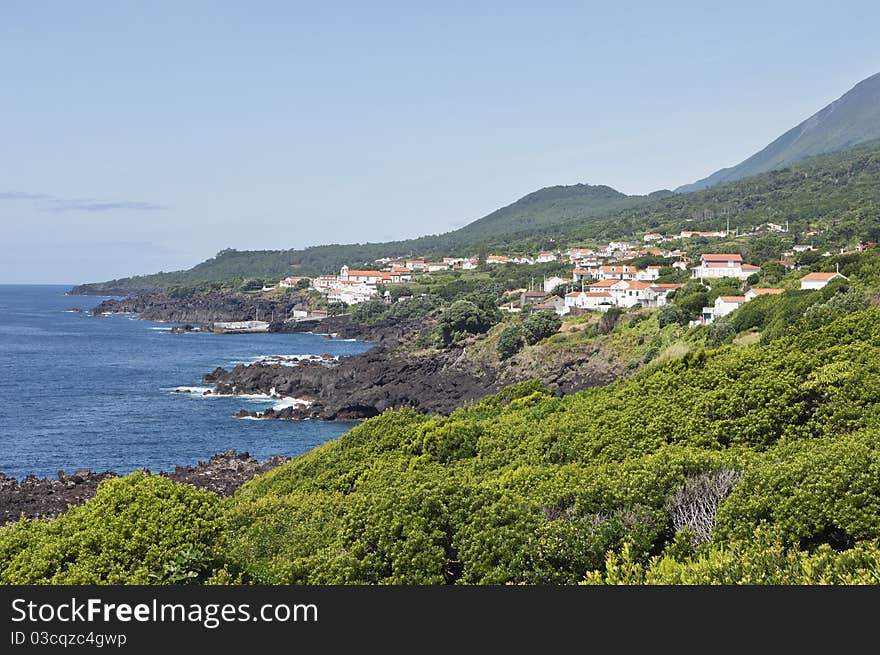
(438, 300, 499, 345)
(497, 324, 524, 358)
(327, 301, 347, 317)
(657, 303, 685, 327)
(521, 311, 562, 345)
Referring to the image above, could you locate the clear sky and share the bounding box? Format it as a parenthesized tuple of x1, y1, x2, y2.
(2, 1, 879, 283)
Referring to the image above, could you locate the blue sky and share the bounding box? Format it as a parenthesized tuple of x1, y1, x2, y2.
(2, 1, 879, 283)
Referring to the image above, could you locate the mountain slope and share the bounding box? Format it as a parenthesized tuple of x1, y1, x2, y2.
(678, 72, 880, 192)
(449, 183, 646, 242)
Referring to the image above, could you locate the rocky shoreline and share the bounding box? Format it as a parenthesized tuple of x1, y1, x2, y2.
(0, 451, 289, 525)
(206, 335, 622, 421)
(86, 291, 421, 345)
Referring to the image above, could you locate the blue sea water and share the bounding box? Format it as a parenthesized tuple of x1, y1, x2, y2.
(0, 285, 372, 479)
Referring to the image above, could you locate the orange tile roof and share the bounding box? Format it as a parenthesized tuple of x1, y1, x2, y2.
(801, 272, 843, 281)
(719, 296, 746, 303)
(748, 287, 784, 295)
(702, 254, 742, 262)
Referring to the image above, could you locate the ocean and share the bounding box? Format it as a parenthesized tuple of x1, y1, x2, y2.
(0, 285, 372, 479)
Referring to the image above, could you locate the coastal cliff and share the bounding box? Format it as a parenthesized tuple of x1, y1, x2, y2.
(206, 336, 623, 420)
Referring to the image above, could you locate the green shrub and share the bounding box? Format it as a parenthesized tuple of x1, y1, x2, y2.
(521, 311, 562, 345)
(0, 473, 224, 584)
(497, 323, 524, 358)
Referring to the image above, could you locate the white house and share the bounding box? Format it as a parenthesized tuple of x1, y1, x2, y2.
(564, 291, 614, 312)
(800, 271, 848, 290)
(312, 275, 339, 292)
(567, 247, 594, 262)
(328, 282, 378, 305)
(536, 252, 559, 263)
(691, 254, 760, 280)
(486, 255, 510, 265)
(543, 276, 570, 293)
(636, 266, 661, 281)
(460, 259, 479, 270)
(425, 262, 450, 272)
(588, 279, 653, 308)
(643, 233, 664, 242)
(744, 287, 784, 301)
(701, 295, 747, 324)
(572, 268, 597, 282)
(405, 260, 426, 271)
(340, 266, 386, 285)
(641, 283, 684, 308)
(598, 265, 637, 281)
(278, 276, 310, 288)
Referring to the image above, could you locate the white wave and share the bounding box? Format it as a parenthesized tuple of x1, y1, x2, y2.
(272, 397, 312, 411)
(164, 386, 216, 396)
(234, 415, 263, 421)
(232, 354, 339, 367)
(150, 326, 172, 331)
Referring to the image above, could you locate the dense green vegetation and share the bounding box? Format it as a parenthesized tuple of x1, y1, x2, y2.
(678, 71, 880, 192)
(0, 475, 223, 584)
(4, 302, 880, 584)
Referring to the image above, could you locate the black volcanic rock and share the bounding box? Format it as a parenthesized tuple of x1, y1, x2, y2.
(0, 451, 290, 525)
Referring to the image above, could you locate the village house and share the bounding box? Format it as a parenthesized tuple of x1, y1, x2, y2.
(701, 295, 747, 324)
(328, 281, 378, 305)
(564, 291, 614, 313)
(744, 287, 785, 301)
(799, 271, 848, 290)
(486, 255, 511, 265)
(278, 276, 311, 288)
(425, 262, 449, 272)
(636, 266, 661, 281)
(643, 233, 664, 242)
(340, 265, 387, 285)
(311, 275, 339, 292)
(792, 244, 816, 253)
(567, 247, 594, 262)
(691, 254, 760, 280)
(598, 265, 637, 281)
(572, 267, 597, 283)
(641, 283, 684, 308)
(585, 279, 647, 307)
(405, 260, 426, 272)
(521, 290, 547, 306)
(459, 258, 479, 270)
(543, 276, 570, 293)
(536, 252, 559, 263)
(533, 295, 566, 315)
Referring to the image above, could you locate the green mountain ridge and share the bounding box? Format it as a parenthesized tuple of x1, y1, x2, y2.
(677, 72, 880, 192)
(74, 183, 654, 290)
(77, 139, 880, 292)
